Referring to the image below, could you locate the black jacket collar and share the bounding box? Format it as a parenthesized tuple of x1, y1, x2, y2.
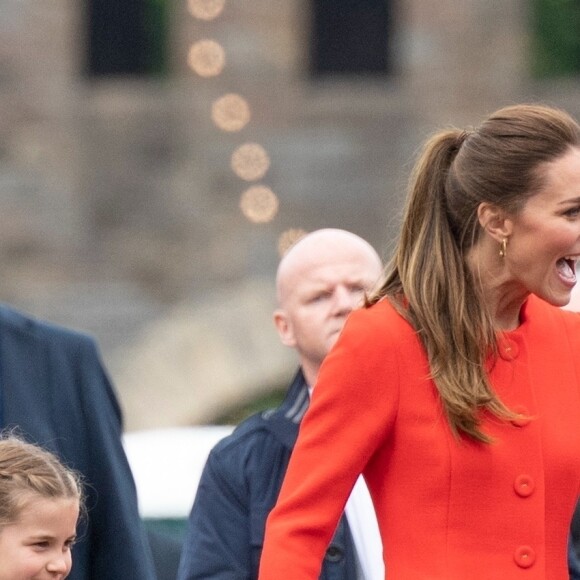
(259, 368, 310, 449)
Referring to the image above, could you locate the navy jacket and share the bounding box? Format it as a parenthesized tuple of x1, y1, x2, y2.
(177, 370, 359, 579)
(570, 548, 580, 580)
(0, 304, 156, 580)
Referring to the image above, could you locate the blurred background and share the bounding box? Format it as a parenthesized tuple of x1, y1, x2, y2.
(1, 0, 580, 432)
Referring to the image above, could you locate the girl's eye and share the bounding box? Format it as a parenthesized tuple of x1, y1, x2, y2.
(565, 206, 580, 218)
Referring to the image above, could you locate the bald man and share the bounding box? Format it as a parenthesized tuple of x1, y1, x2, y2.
(177, 229, 384, 580)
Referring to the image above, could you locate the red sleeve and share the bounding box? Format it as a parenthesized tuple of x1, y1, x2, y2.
(258, 303, 400, 579)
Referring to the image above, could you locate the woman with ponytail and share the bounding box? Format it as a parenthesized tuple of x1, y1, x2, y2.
(258, 104, 580, 579)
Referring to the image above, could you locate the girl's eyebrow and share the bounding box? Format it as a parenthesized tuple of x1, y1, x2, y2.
(28, 533, 77, 541)
(559, 197, 580, 205)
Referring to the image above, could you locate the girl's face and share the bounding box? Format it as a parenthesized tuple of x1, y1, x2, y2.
(0, 495, 79, 580)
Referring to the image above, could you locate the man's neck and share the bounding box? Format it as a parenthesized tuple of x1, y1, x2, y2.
(300, 362, 320, 391)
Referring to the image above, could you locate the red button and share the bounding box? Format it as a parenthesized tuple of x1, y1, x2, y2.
(499, 339, 519, 361)
(511, 405, 532, 427)
(514, 474, 535, 497)
(514, 545, 535, 568)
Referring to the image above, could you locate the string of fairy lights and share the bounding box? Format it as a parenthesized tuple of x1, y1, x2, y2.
(186, 0, 306, 255)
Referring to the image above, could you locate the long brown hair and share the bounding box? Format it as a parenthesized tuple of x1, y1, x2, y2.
(369, 104, 580, 442)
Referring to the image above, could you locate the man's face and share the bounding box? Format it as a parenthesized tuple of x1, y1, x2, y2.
(274, 239, 382, 379)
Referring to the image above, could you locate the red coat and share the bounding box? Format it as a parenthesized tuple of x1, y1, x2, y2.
(259, 296, 580, 579)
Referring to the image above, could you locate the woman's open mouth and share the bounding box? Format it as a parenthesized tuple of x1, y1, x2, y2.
(556, 255, 578, 285)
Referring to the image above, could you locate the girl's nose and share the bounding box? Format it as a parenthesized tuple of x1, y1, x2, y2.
(46, 552, 72, 574)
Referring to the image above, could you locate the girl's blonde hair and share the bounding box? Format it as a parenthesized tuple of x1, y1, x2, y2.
(0, 434, 83, 528)
(369, 104, 580, 442)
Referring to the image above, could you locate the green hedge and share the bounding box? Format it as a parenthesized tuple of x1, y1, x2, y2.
(532, 0, 580, 78)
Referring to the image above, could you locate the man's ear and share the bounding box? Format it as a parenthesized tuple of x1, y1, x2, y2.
(273, 309, 296, 348)
(477, 202, 514, 243)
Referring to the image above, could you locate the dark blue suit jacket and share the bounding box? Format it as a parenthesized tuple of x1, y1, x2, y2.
(0, 304, 156, 580)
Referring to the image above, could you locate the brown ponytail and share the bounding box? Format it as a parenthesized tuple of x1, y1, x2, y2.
(369, 104, 580, 442)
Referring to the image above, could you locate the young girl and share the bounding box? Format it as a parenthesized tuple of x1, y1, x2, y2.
(0, 435, 83, 580)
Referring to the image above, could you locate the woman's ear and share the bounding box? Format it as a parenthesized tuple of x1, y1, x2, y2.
(477, 202, 514, 243)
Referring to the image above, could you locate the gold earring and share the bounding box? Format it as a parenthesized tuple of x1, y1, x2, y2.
(499, 238, 507, 258)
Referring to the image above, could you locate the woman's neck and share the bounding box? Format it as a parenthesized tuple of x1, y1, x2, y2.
(487, 288, 528, 331)
(466, 244, 529, 332)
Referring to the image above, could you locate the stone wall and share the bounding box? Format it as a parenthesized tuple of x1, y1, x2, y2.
(1, 0, 579, 430)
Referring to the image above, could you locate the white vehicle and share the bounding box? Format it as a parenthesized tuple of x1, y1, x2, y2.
(123, 425, 234, 523)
